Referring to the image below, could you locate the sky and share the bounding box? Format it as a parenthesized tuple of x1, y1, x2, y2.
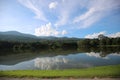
(0, 0, 120, 38)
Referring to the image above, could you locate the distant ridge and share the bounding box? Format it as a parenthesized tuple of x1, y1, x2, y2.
(0, 31, 37, 38)
(0, 31, 81, 42)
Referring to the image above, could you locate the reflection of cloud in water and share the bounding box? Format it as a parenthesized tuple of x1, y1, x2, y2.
(1, 52, 120, 70)
(34, 55, 92, 70)
(34, 56, 68, 70)
(86, 52, 120, 59)
(86, 52, 109, 59)
(110, 53, 120, 56)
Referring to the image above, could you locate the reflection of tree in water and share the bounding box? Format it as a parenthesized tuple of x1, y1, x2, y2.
(0, 46, 120, 65)
(0, 49, 79, 65)
(78, 46, 120, 57)
(98, 47, 120, 57)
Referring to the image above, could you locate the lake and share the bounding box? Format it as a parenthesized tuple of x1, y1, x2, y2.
(0, 48, 120, 70)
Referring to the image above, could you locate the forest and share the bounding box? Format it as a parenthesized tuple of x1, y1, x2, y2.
(0, 35, 120, 52)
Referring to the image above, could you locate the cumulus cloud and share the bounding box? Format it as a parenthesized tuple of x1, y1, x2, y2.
(49, 1, 58, 9)
(108, 32, 120, 38)
(85, 31, 106, 39)
(34, 23, 67, 36)
(62, 30, 67, 35)
(85, 31, 120, 39)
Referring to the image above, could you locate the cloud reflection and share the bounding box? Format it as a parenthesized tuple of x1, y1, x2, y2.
(34, 56, 68, 70)
(86, 52, 109, 59)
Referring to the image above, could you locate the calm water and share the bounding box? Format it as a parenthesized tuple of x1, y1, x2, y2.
(0, 49, 120, 70)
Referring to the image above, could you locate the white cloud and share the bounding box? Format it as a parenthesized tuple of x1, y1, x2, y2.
(74, 8, 95, 23)
(85, 31, 106, 39)
(54, 7, 69, 27)
(34, 23, 67, 36)
(54, 0, 82, 27)
(18, 0, 120, 30)
(85, 31, 120, 39)
(49, 2, 58, 9)
(55, 12, 69, 27)
(18, 0, 47, 21)
(62, 30, 67, 35)
(54, 0, 120, 28)
(108, 32, 120, 38)
(73, 0, 120, 28)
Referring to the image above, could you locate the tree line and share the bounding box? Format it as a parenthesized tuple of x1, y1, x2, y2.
(0, 39, 78, 51)
(78, 36, 120, 48)
(0, 35, 120, 52)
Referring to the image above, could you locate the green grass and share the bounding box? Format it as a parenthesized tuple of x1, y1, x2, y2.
(0, 65, 120, 78)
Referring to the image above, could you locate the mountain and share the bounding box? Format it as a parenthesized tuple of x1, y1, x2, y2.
(0, 31, 22, 35)
(0, 31, 81, 42)
(0, 31, 39, 42)
(0, 31, 37, 38)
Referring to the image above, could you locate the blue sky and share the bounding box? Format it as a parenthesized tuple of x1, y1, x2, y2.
(0, 0, 120, 38)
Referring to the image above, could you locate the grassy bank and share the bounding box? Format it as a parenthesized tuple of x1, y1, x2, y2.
(0, 65, 120, 78)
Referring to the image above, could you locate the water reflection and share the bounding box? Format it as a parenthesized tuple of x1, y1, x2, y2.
(86, 52, 120, 59)
(32, 52, 120, 70)
(0, 48, 120, 70)
(34, 56, 68, 70)
(0, 49, 79, 65)
(86, 52, 109, 59)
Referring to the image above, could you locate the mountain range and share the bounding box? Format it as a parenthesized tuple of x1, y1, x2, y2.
(0, 31, 80, 42)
